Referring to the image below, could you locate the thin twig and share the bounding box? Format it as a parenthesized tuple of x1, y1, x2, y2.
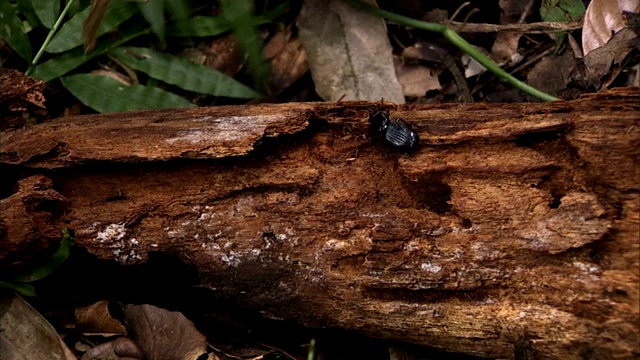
(446, 20, 583, 34)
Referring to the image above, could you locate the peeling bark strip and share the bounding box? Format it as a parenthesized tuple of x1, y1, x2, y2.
(1, 88, 639, 359)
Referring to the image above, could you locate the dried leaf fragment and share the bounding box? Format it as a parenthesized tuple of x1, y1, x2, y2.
(297, 0, 404, 102)
(582, 0, 639, 55)
(123, 303, 207, 360)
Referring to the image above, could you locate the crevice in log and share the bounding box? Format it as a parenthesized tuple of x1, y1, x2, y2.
(362, 287, 493, 304)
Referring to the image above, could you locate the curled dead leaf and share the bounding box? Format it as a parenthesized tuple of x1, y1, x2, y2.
(123, 303, 207, 360)
(582, 0, 640, 55)
(79, 337, 143, 360)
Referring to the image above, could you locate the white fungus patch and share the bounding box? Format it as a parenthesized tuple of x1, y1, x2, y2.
(323, 239, 348, 251)
(77, 222, 101, 235)
(572, 261, 601, 274)
(96, 223, 127, 243)
(421, 263, 443, 273)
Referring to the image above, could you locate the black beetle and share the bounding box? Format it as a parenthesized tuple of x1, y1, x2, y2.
(369, 111, 420, 152)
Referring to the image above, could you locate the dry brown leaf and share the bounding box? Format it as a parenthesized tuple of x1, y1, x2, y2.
(401, 41, 450, 63)
(297, 0, 404, 102)
(205, 36, 245, 77)
(0, 291, 76, 360)
(269, 34, 309, 94)
(527, 51, 577, 95)
(491, 0, 533, 64)
(79, 337, 143, 360)
(582, 0, 639, 55)
(75, 300, 128, 335)
(394, 60, 442, 98)
(123, 303, 207, 360)
(583, 27, 638, 88)
(263, 30, 290, 60)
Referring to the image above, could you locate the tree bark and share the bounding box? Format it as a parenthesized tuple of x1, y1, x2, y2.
(1, 88, 638, 359)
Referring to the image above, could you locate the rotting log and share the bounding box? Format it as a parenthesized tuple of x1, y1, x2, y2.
(1, 88, 639, 359)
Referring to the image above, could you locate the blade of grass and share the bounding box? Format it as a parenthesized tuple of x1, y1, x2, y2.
(220, 0, 270, 94)
(166, 1, 287, 37)
(110, 46, 261, 98)
(137, 0, 166, 42)
(0, 1, 33, 61)
(61, 73, 196, 112)
(31, 24, 150, 82)
(26, 0, 76, 75)
(45, 0, 137, 54)
(346, 0, 560, 102)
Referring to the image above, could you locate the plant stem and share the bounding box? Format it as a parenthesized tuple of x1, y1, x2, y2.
(345, 0, 560, 102)
(26, 0, 76, 75)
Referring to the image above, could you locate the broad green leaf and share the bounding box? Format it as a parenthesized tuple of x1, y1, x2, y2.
(61, 73, 196, 112)
(137, 0, 166, 42)
(12, 229, 75, 283)
(30, 0, 60, 28)
(46, 0, 137, 53)
(166, 16, 232, 37)
(32, 24, 149, 82)
(0, 281, 36, 296)
(165, 0, 190, 21)
(221, 0, 270, 93)
(111, 46, 261, 98)
(15, 0, 43, 30)
(0, 1, 33, 61)
(540, 0, 585, 50)
(540, 0, 586, 22)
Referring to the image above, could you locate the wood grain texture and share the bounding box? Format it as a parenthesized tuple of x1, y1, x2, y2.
(1, 88, 638, 359)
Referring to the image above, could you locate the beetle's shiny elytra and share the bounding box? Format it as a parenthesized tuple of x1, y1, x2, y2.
(369, 111, 420, 152)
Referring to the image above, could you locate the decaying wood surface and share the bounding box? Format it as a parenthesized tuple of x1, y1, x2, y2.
(1, 88, 639, 359)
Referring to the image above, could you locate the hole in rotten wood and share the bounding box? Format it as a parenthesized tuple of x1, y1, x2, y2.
(549, 196, 562, 209)
(105, 194, 128, 202)
(362, 287, 490, 304)
(404, 179, 452, 214)
(513, 129, 561, 147)
(32, 199, 67, 222)
(0, 164, 37, 199)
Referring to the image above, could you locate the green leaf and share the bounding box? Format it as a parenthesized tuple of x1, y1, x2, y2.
(0, 281, 36, 297)
(46, 0, 137, 53)
(164, 0, 190, 21)
(137, 0, 166, 42)
(540, 0, 585, 51)
(166, 1, 286, 37)
(12, 229, 75, 283)
(30, 0, 60, 28)
(111, 46, 261, 98)
(166, 15, 232, 37)
(61, 73, 196, 112)
(0, 1, 33, 61)
(16, 0, 43, 30)
(32, 24, 149, 82)
(540, 0, 585, 22)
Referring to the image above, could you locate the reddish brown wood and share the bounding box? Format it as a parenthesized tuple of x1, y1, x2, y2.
(1, 88, 638, 359)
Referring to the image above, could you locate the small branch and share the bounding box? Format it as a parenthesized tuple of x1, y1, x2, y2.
(446, 20, 583, 34)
